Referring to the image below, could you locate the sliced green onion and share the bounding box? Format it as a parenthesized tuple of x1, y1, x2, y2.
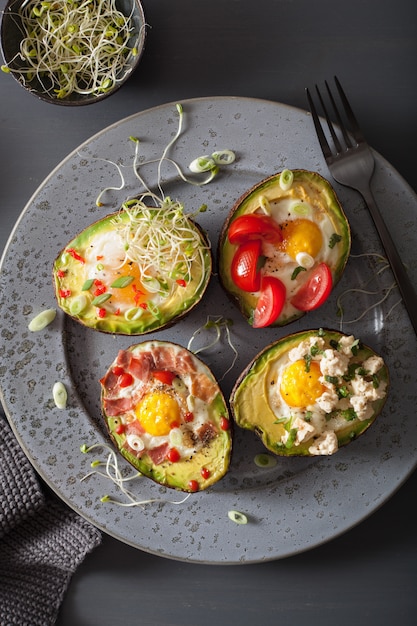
(92, 293, 112, 306)
(279, 169, 294, 191)
(53, 381, 67, 409)
(28, 308, 56, 331)
(211, 149, 236, 165)
(81, 278, 95, 291)
(295, 252, 314, 269)
(228, 510, 248, 525)
(110, 275, 134, 288)
(69, 294, 89, 315)
(189, 155, 216, 173)
(258, 195, 271, 215)
(124, 307, 144, 321)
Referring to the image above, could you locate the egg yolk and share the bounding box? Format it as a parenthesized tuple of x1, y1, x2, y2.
(280, 360, 326, 408)
(280, 218, 323, 260)
(135, 391, 181, 436)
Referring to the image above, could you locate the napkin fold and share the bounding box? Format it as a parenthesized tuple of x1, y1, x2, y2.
(0, 412, 102, 626)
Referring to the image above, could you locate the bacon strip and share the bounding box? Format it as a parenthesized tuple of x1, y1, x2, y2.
(190, 373, 219, 403)
(147, 443, 169, 465)
(103, 396, 133, 416)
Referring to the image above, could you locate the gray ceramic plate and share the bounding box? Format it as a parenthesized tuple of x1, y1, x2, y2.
(1, 97, 417, 564)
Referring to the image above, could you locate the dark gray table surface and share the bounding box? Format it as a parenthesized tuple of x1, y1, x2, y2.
(1, 0, 416, 624)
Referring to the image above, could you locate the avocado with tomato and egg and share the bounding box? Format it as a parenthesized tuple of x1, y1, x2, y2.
(100, 340, 232, 492)
(218, 170, 351, 328)
(52, 199, 212, 334)
(230, 329, 389, 457)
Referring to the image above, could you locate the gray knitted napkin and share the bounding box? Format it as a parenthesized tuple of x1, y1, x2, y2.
(0, 413, 102, 626)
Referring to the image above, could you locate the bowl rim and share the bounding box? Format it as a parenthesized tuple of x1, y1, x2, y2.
(0, 0, 146, 106)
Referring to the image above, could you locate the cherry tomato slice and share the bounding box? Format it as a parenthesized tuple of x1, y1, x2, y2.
(231, 239, 262, 292)
(253, 276, 286, 328)
(290, 262, 333, 311)
(153, 370, 176, 385)
(228, 214, 283, 245)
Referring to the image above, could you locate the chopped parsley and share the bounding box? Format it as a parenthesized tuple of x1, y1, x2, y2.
(291, 266, 307, 280)
(329, 233, 342, 248)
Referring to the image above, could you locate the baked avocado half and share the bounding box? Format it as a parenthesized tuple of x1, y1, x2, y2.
(52, 199, 212, 334)
(100, 340, 232, 492)
(230, 329, 389, 457)
(218, 170, 351, 328)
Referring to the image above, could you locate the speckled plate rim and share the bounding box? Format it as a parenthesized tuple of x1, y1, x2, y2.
(1, 96, 417, 564)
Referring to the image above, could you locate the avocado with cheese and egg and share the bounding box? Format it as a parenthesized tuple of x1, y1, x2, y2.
(230, 329, 389, 457)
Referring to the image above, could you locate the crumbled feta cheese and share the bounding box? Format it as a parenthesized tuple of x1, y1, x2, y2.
(288, 336, 325, 362)
(350, 394, 374, 421)
(351, 376, 387, 401)
(362, 355, 384, 375)
(308, 430, 338, 455)
(280, 416, 316, 446)
(337, 334, 357, 355)
(316, 388, 339, 413)
(320, 349, 349, 377)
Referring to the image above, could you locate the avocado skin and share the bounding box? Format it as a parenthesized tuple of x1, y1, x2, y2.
(101, 341, 233, 492)
(52, 210, 212, 335)
(229, 329, 389, 457)
(218, 170, 351, 327)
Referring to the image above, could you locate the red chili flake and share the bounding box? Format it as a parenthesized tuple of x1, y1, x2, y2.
(59, 288, 71, 298)
(96, 255, 104, 261)
(66, 248, 85, 264)
(201, 467, 211, 480)
(56, 269, 66, 278)
(94, 279, 104, 286)
(184, 412, 194, 423)
(176, 279, 187, 287)
(97, 308, 106, 318)
(220, 416, 230, 431)
(119, 372, 134, 388)
(114, 308, 121, 316)
(115, 423, 126, 435)
(139, 302, 148, 310)
(167, 448, 181, 463)
(94, 284, 107, 297)
(132, 284, 145, 306)
(188, 479, 199, 492)
(170, 420, 180, 430)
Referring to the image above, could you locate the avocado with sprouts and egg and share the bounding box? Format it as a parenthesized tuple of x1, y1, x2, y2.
(218, 170, 351, 328)
(100, 340, 232, 492)
(230, 329, 389, 456)
(52, 198, 212, 334)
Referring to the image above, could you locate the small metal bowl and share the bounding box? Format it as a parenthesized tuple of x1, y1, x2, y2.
(1, 0, 146, 105)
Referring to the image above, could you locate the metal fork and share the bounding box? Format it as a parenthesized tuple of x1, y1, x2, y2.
(306, 76, 417, 335)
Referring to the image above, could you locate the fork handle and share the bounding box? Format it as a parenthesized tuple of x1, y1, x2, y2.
(360, 187, 417, 336)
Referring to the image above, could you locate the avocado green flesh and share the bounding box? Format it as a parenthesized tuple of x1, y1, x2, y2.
(53, 210, 212, 335)
(219, 170, 351, 327)
(101, 348, 232, 492)
(230, 329, 389, 457)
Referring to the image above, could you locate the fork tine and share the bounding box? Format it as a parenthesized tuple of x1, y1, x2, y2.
(305, 87, 332, 160)
(316, 83, 344, 153)
(334, 76, 366, 145)
(324, 79, 353, 149)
